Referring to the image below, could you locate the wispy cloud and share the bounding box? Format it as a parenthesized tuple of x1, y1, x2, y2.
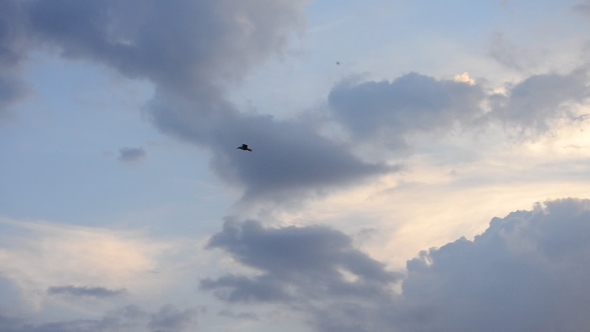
(118, 147, 147, 163)
(47, 285, 127, 298)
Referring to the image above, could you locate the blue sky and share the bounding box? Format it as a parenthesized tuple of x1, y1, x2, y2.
(1, 1, 590, 331)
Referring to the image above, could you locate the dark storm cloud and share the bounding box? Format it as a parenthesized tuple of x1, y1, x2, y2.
(202, 198, 590, 332)
(118, 147, 147, 163)
(0, 304, 199, 332)
(200, 219, 401, 305)
(47, 285, 126, 298)
(328, 72, 487, 148)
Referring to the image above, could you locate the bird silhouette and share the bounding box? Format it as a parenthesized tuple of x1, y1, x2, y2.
(237, 144, 252, 152)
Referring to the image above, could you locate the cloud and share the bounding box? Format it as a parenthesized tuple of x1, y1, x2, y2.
(200, 218, 402, 306)
(11, 0, 586, 204)
(148, 93, 397, 202)
(118, 147, 147, 163)
(486, 68, 589, 133)
(572, 1, 590, 16)
(0, 0, 30, 121)
(328, 68, 590, 147)
(47, 285, 126, 298)
(328, 72, 486, 148)
(27, 0, 307, 96)
(400, 198, 590, 332)
(0, 304, 199, 332)
(3, 0, 587, 205)
(201, 198, 590, 332)
(0, 218, 171, 308)
(148, 305, 201, 332)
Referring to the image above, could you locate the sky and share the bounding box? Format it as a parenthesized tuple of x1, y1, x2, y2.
(1, 0, 590, 331)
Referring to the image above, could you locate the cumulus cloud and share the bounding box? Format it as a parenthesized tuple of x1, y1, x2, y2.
(0, 304, 199, 332)
(118, 147, 147, 163)
(202, 198, 590, 332)
(400, 198, 590, 332)
(148, 305, 202, 332)
(328, 68, 590, 147)
(26, 0, 306, 94)
(217, 309, 259, 321)
(47, 285, 126, 298)
(3, 0, 396, 202)
(200, 218, 402, 328)
(5, 0, 585, 203)
(486, 68, 589, 133)
(328, 72, 486, 148)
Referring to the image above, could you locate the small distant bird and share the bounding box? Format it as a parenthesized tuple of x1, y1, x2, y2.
(336, 61, 340, 65)
(237, 144, 252, 152)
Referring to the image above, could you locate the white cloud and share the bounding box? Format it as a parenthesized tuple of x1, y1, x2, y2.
(453, 72, 475, 85)
(0, 218, 197, 312)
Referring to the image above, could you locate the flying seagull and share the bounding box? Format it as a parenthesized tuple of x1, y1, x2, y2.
(237, 144, 252, 152)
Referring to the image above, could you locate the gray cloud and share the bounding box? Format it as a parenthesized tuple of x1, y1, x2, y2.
(400, 198, 590, 332)
(202, 198, 590, 332)
(486, 68, 589, 133)
(0, 304, 199, 332)
(148, 92, 396, 202)
(0, 0, 30, 121)
(8, 0, 586, 204)
(3, 0, 587, 202)
(328, 72, 487, 148)
(118, 147, 147, 163)
(573, 1, 590, 16)
(148, 305, 200, 332)
(16, 0, 394, 202)
(329, 68, 590, 146)
(200, 218, 402, 307)
(47, 285, 126, 298)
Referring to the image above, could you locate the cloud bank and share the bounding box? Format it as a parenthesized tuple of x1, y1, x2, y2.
(2, 1, 589, 203)
(202, 198, 590, 332)
(6, 0, 394, 202)
(329, 68, 589, 148)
